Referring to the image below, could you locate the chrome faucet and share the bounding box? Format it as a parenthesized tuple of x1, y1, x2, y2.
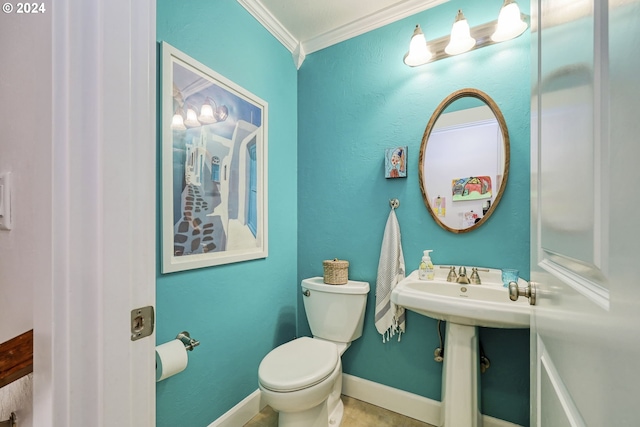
(456, 266, 470, 284)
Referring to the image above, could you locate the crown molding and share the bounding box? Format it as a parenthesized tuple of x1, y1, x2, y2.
(292, 43, 306, 69)
(237, 0, 298, 52)
(237, 0, 449, 68)
(303, 0, 449, 55)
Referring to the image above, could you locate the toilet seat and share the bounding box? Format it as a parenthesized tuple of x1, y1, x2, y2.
(259, 337, 338, 392)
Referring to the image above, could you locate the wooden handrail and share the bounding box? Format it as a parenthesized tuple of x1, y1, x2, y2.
(0, 330, 33, 388)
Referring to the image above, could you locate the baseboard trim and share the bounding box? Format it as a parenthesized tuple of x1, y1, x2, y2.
(207, 389, 265, 427)
(342, 374, 440, 424)
(208, 375, 523, 427)
(483, 415, 525, 427)
(342, 374, 523, 427)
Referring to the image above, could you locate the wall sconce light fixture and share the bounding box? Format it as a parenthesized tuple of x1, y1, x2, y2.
(491, 0, 528, 42)
(403, 0, 528, 67)
(445, 9, 476, 56)
(404, 24, 433, 67)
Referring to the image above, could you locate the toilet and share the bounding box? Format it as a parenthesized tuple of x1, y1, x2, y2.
(258, 277, 369, 427)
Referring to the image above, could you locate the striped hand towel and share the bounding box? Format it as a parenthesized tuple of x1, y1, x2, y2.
(374, 208, 406, 342)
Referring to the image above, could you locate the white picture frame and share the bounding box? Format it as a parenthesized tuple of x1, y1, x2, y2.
(161, 42, 268, 273)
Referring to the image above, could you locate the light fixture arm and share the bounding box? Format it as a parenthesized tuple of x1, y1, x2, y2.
(404, 9, 529, 67)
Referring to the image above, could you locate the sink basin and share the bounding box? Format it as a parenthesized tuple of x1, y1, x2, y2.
(391, 268, 530, 328)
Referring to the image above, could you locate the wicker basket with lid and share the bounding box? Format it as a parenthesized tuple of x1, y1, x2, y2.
(323, 258, 349, 285)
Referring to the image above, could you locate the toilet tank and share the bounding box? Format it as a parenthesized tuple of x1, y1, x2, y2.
(301, 277, 369, 343)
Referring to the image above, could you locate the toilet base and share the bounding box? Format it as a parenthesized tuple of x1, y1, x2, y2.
(276, 396, 344, 427)
(326, 363, 343, 426)
(264, 362, 345, 427)
(279, 400, 329, 427)
(328, 398, 344, 426)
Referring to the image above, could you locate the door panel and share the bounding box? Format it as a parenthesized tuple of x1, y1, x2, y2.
(532, 0, 640, 426)
(538, 0, 604, 285)
(539, 352, 577, 427)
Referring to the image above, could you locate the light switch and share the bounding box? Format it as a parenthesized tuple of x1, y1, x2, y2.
(0, 172, 12, 230)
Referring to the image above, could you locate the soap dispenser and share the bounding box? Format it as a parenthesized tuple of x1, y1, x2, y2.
(419, 250, 435, 280)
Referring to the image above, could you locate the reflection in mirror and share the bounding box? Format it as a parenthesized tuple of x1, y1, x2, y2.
(419, 89, 509, 233)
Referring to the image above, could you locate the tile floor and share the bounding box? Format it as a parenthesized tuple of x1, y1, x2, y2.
(243, 395, 436, 427)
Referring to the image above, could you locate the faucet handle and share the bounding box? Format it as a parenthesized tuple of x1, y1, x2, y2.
(446, 266, 457, 282)
(470, 267, 481, 284)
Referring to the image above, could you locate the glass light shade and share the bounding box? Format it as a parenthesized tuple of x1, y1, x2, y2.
(491, 0, 528, 42)
(198, 99, 217, 124)
(445, 10, 476, 56)
(403, 24, 432, 67)
(184, 107, 201, 128)
(215, 105, 229, 122)
(170, 113, 186, 131)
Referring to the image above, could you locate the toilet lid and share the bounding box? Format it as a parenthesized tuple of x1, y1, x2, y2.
(259, 337, 338, 392)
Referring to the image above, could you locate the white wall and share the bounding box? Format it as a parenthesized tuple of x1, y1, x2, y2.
(0, 6, 52, 426)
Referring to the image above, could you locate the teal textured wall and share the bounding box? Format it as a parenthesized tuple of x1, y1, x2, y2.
(298, 1, 530, 425)
(156, 1, 298, 426)
(156, 0, 531, 425)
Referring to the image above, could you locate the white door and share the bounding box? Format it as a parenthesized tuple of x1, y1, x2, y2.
(34, 1, 157, 426)
(530, 0, 640, 425)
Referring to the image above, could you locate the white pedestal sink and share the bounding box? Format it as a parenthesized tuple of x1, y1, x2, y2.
(391, 267, 531, 427)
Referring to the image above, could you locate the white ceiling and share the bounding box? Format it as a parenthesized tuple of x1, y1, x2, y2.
(237, 0, 449, 68)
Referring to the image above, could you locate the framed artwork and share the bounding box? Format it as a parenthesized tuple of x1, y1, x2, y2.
(385, 146, 407, 178)
(161, 42, 268, 273)
(451, 176, 492, 201)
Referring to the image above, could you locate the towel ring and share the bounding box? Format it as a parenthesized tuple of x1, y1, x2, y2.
(389, 198, 400, 209)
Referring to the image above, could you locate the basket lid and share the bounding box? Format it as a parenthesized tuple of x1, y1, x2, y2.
(323, 258, 349, 267)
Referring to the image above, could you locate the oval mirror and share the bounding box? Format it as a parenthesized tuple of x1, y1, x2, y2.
(418, 88, 510, 233)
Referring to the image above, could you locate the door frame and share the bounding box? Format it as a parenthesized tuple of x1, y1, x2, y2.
(34, 0, 157, 425)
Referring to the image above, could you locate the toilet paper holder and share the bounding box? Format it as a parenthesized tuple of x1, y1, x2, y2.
(176, 331, 200, 351)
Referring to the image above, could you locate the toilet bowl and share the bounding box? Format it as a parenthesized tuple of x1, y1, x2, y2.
(258, 278, 369, 427)
(259, 337, 343, 427)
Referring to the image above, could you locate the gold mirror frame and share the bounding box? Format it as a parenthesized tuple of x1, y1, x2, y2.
(418, 88, 510, 234)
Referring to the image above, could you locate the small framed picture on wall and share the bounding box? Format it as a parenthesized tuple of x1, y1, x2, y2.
(385, 146, 407, 179)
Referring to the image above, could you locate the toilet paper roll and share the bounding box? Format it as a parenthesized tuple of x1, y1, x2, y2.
(156, 339, 188, 382)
